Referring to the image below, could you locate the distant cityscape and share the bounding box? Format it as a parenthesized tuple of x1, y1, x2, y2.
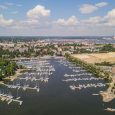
(0, 36, 115, 57)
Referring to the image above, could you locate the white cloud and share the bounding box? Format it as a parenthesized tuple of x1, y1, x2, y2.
(0, 14, 14, 27)
(12, 19, 51, 30)
(55, 16, 79, 26)
(4, 2, 22, 8)
(10, 5, 51, 29)
(83, 16, 102, 25)
(15, 20, 40, 28)
(106, 9, 115, 19)
(11, 5, 51, 29)
(0, 5, 7, 10)
(79, 4, 98, 14)
(104, 9, 115, 26)
(95, 2, 108, 8)
(81, 9, 115, 26)
(27, 5, 50, 19)
(79, 2, 108, 14)
(1, 4, 115, 36)
(0, 2, 22, 11)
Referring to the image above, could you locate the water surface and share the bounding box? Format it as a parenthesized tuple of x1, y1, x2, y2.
(0, 58, 114, 115)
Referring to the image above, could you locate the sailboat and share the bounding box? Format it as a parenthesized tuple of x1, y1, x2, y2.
(112, 33, 115, 40)
(105, 108, 115, 112)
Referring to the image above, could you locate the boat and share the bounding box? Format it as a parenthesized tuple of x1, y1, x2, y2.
(69, 85, 76, 90)
(37, 88, 40, 92)
(105, 108, 115, 112)
(92, 94, 99, 96)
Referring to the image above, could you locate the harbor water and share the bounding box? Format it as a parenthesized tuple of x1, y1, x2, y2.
(0, 58, 114, 115)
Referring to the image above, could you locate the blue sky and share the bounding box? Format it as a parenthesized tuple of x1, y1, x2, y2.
(0, 0, 115, 36)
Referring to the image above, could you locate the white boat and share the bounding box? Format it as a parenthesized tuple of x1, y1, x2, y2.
(37, 88, 40, 92)
(92, 94, 99, 96)
(69, 85, 76, 90)
(8, 99, 12, 105)
(105, 108, 115, 112)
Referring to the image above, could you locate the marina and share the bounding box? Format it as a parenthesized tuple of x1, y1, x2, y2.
(0, 58, 55, 106)
(0, 90, 23, 105)
(0, 58, 114, 115)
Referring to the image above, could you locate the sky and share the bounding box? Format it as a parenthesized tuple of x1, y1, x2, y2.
(0, 0, 115, 36)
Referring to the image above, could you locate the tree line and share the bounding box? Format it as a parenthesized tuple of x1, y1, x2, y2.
(0, 59, 18, 80)
(65, 53, 112, 83)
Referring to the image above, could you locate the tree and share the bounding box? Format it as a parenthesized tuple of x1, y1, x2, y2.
(101, 44, 115, 52)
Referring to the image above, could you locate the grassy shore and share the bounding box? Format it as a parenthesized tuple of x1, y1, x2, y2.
(72, 52, 115, 64)
(65, 53, 115, 102)
(100, 75, 115, 102)
(0, 69, 28, 84)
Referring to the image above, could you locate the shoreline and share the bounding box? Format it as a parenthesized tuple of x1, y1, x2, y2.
(65, 54, 115, 103)
(0, 69, 28, 85)
(100, 75, 115, 102)
(1, 56, 115, 103)
(100, 91, 115, 102)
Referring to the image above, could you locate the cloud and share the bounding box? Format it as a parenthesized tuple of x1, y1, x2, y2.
(27, 5, 50, 19)
(0, 5, 7, 10)
(11, 5, 51, 29)
(4, 7, 115, 29)
(104, 9, 115, 26)
(95, 2, 108, 8)
(12, 19, 51, 30)
(13, 19, 40, 29)
(55, 16, 79, 26)
(0, 2, 22, 11)
(4, 2, 22, 7)
(11, 11, 18, 14)
(82, 16, 102, 25)
(1, 3, 115, 36)
(54, 8, 115, 28)
(79, 4, 98, 14)
(0, 14, 14, 27)
(106, 9, 115, 19)
(79, 2, 108, 14)
(81, 9, 115, 26)
(5, 2, 14, 6)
